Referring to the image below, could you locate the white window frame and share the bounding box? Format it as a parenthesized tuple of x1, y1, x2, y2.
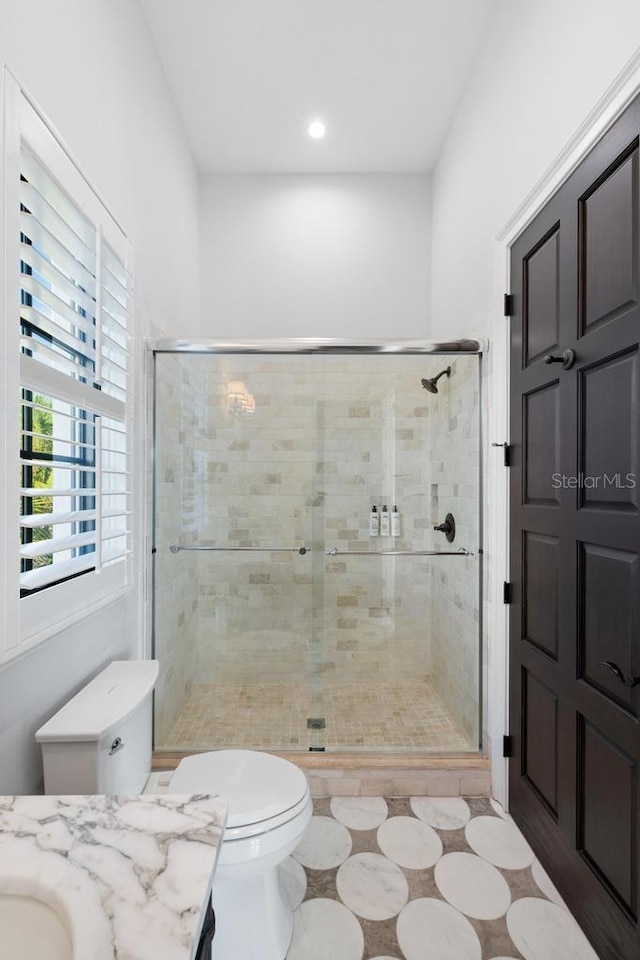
(1, 69, 134, 664)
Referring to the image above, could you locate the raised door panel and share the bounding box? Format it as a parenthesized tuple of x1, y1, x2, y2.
(579, 542, 639, 713)
(578, 348, 639, 512)
(523, 224, 561, 365)
(523, 531, 559, 658)
(579, 145, 639, 335)
(579, 718, 637, 916)
(523, 669, 558, 816)
(523, 382, 561, 506)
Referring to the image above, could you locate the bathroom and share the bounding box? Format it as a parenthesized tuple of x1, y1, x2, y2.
(1, 2, 639, 959)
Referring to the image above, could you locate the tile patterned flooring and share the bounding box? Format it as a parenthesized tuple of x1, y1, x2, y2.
(162, 681, 472, 752)
(144, 775, 598, 959)
(284, 796, 599, 960)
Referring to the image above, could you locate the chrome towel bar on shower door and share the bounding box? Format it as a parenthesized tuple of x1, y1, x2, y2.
(169, 544, 309, 555)
(169, 544, 473, 557)
(324, 547, 474, 557)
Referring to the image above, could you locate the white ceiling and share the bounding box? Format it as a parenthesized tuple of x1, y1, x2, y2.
(140, 0, 496, 174)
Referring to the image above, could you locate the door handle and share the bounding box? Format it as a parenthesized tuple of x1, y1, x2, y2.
(601, 661, 640, 688)
(543, 349, 576, 370)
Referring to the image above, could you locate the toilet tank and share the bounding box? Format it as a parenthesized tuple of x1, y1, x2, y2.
(35, 660, 159, 795)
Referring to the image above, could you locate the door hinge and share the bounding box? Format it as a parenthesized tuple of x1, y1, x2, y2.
(504, 293, 515, 317)
(492, 442, 511, 466)
(503, 581, 513, 604)
(503, 735, 513, 758)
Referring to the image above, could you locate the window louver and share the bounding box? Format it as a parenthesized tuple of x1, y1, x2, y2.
(19, 144, 130, 594)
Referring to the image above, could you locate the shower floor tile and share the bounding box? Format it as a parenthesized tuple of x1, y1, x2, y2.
(283, 796, 598, 960)
(161, 681, 472, 753)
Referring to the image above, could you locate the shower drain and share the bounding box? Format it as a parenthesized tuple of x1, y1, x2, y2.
(307, 717, 326, 730)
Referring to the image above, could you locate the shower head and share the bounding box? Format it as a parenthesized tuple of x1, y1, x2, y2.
(421, 366, 451, 394)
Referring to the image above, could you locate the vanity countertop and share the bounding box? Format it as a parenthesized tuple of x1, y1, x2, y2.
(0, 793, 227, 960)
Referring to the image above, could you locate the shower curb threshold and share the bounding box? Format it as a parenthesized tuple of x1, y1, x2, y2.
(152, 752, 491, 798)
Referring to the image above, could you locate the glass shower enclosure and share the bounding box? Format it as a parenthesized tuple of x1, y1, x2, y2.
(152, 341, 482, 755)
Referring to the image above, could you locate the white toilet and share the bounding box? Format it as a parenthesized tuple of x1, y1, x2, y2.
(35, 660, 312, 960)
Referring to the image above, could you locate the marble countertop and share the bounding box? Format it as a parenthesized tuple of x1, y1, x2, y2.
(0, 793, 227, 960)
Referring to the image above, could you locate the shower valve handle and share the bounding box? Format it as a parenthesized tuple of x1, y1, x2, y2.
(434, 520, 453, 534)
(433, 513, 456, 543)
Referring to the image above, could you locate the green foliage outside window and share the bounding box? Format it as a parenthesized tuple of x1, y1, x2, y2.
(27, 394, 53, 568)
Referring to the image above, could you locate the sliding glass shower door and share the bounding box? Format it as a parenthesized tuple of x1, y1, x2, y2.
(153, 346, 481, 755)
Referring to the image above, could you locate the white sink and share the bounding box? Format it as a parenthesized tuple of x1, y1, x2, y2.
(0, 893, 73, 960)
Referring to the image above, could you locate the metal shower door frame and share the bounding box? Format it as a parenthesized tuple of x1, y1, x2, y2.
(150, 338, 484, 753)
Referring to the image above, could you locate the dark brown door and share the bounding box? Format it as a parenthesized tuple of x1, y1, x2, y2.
(509, 94, 640, 960)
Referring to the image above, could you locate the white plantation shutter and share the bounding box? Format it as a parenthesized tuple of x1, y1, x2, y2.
(18, 132, 131, 595)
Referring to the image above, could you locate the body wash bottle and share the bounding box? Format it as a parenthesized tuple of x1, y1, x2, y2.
(380, 505, 390, 536)
(391, 505, 401, 537)
(369, 505, 379, 536)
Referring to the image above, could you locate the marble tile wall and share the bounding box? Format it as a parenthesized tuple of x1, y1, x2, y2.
(153, 353, 205, 743)
(193, 356, 317, 684)
(426, 357, 481, 745)
(318, 357, 435, 686)
(190, 356, 443, 693)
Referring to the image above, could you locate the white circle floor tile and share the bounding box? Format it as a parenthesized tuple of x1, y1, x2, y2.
(287, 898, 364, 960)
(330, 797, 389, 830)
(376, 816, 442, 869)
(396, 897, 482, 960)
(465, 814, 535, 869)
(279, 856, 307, 910)
(434, 851, 511, 919)
(531, 858, 567, 909)
(489, 797, 511, 820)
(410, 796, 471, 830)
(293, 815, 352, 869)
(337, 852, 409, 921)
(507, 897, 600, 960)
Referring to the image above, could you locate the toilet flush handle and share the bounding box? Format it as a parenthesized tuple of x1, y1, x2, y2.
(109, 736, 124, 755)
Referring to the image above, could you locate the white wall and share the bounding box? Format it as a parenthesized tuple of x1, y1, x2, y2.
(430, 0, 640, 338)
(0, 606, 130, 795)
(0, 0, 200, 341)
(0, 0, 199, 794)
(199, 174, 431, 339)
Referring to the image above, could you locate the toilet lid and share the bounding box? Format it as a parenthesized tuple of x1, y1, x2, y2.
(169, 750, 309, 828)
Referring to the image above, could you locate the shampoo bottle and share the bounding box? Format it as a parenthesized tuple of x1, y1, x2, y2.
(391, 505, 401, 537)
(380, 505, 390, 536)
(369, 505, 379, 536)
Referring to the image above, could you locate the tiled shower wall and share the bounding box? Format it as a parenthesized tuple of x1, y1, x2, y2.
(319, 358, 444, 688)
(427, 357, 481, 743)
(153, 352, 481, 751)
(153, 353, 205, 743)
(195, 356, 317, 686)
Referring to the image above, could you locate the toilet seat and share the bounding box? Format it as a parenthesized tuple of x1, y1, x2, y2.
(169, 750, 310, 839)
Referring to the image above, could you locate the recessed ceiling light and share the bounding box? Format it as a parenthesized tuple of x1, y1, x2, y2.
(308, 119, 326, 140)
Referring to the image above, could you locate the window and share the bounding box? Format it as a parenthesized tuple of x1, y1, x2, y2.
(2, 81, 132, 654)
